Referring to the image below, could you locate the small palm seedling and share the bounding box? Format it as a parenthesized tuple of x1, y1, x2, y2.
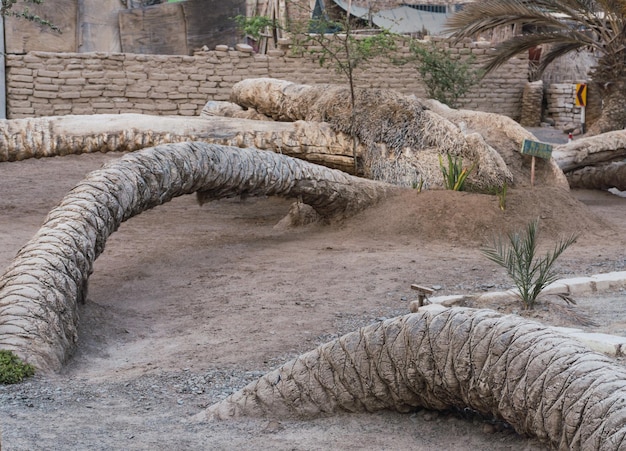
(0, 349, 35, 384)
(481, 219, 577, 310)
(439, 154, 476, 191)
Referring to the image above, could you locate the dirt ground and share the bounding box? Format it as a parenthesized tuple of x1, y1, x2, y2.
(0, 148, 625, 450)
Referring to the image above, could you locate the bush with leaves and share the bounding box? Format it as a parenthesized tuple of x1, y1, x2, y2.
(235, 12, 397, 173)
(407, 41, 482, 108)
(438, 154, 476, 191)
(2, 0, 59, 31)
(481, 219, 578, 310)
(0, 349, 35, 384)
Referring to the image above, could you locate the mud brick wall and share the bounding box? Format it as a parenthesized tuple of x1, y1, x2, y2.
(5, 39, 528, 120)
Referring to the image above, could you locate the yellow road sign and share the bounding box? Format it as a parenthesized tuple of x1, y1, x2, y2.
(575, 83, 587, 107)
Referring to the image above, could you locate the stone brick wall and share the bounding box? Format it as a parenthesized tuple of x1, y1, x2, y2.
(5, 39, 528, 120)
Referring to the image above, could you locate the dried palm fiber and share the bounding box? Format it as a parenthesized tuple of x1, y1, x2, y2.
(0, 142, 398, 372)
(205, 307, 626, 450)
(230, 78, 513, 189)
(566, 161, 626, 191)
(0, 113, 369, 174)
(424, 99, 570, 189)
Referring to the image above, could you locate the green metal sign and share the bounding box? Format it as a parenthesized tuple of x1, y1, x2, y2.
(520, 139, 553, 160)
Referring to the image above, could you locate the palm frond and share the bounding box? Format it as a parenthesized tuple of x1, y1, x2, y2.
(481, 220, 577, 309)
(484, 33, 589, 73)
(445, 0, 626, 77)
(446, 0, 577, 40)
(536, 41, 591, 75)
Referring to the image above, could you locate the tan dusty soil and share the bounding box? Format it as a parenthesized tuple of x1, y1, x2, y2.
(0, 151, 625, 450)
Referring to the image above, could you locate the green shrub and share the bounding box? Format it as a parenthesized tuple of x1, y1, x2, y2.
(481, 219, 578, 310)
(0, 349, 35, 384)
(438, 154, 476, 191)
(408, 42, 482, 108)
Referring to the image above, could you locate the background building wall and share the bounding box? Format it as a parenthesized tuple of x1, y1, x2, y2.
(5, 39, 528, 120)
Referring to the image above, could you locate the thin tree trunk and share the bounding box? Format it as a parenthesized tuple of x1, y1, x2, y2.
(205, 308, 626, 450)
(0, 143, 398, 372)
(566, 161, 626, 190)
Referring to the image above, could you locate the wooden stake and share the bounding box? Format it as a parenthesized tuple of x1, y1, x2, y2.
(530, 155, 536, 187)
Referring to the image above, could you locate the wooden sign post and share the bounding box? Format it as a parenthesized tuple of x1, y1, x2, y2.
(520, 139, 553, 187)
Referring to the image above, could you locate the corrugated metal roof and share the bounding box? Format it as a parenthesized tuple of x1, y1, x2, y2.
(332, 0, 455, 35)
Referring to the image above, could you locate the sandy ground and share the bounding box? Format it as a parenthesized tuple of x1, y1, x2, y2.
(0, 146, 625, 450)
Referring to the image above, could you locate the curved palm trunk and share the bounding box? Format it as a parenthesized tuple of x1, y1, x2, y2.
(205, 307, 626, 450)
(0, 143, 398, 372)
(0, 114, 359, 173)
(566, 161, 626, 191)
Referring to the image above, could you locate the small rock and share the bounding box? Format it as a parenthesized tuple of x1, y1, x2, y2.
(432, 285, 443, 291)
(264, 420, 284, 433)
(482, 423, 496, 434)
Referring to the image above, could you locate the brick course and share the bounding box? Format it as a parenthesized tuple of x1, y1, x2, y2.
(6, 40, 527, 120)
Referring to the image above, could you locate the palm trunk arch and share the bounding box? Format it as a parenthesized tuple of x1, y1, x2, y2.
(0, 142, 397, 372)
(205, 308, 626, 450)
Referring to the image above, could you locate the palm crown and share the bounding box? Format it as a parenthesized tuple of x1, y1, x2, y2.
(445, 0, 626, 133)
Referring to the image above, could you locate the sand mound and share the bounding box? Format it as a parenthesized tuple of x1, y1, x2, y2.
(337, 187, 615, 245)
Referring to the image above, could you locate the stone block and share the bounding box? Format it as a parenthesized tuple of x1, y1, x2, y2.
(568, 332, 626, 357)
(59, 91, 81, 99)
(235, 43, 254, 53)
(65, 78, 86, 86)
(10, 107, 35, 115)
(33, 91, 57, 99)
(591, 272, 626, 291)
(558, 276, 595, 295)
(409, 302, 447, 314)
(429, 295, 468, 307)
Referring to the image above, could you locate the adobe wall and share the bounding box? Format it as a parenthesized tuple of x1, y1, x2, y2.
(5, 39, 528, 120)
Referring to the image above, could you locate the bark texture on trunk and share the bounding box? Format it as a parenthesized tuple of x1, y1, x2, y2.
(0, 143, 398, 372)
(230, 78, 513, 190)
(588, 80, 626, 136)
(554, 130, 626, 173)
(566, 161, 626, 190)
(205, 308, 626, 450)
(0, 114, 360, 173)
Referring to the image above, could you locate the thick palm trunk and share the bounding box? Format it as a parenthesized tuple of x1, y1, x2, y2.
(553, 130, 626, 173)
(566, 161, 626, 190)
(588, 81, 626, 135)
(0, 143, 397, 372)
(0, 114, 359, 173)
(205, 307, 626, 450)
(230, 78, 513, 190)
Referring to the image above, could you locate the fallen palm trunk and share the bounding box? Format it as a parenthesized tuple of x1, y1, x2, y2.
(205, 307, 626, 450)
(566, 160, 626, 191)
(0, 114, 361, 173)
(0, 143, 397, 372)
(231, 78, 513, 190)
(553, 130, 626, 173)
(423, 99, 570, 190)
